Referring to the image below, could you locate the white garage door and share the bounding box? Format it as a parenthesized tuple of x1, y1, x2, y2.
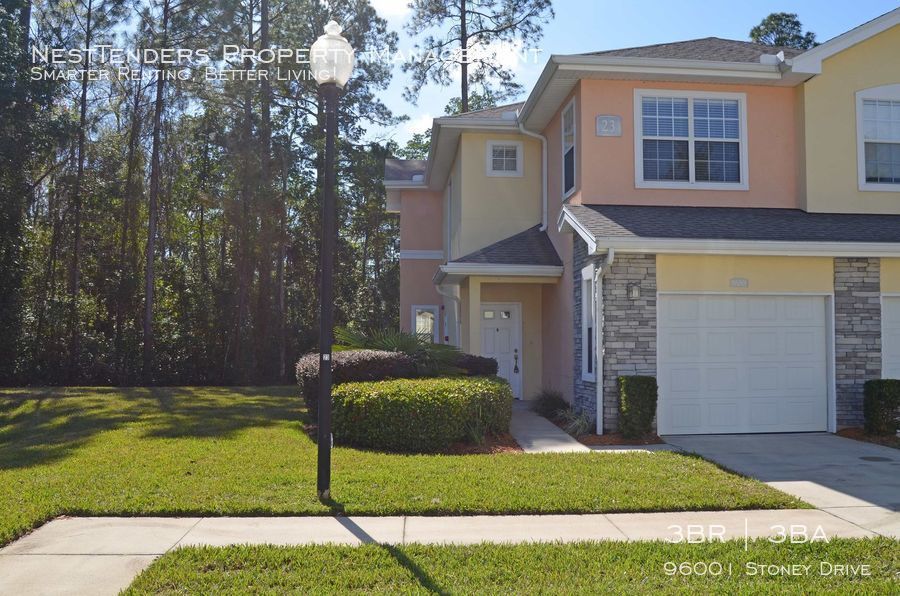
(658, 295, 828, 435)
(884, 297, 900, 379)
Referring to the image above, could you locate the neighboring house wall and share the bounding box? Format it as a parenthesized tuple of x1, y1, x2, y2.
(802, 25, 900, 214)
(576, 79, 801, 208)
(834, 258, 882, 427)
(451, 132, 543, 257)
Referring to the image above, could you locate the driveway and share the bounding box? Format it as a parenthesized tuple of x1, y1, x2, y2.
(663, 433, 900, 538)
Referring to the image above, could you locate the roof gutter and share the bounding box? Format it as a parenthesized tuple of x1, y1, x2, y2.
(518, 118, 548, 231)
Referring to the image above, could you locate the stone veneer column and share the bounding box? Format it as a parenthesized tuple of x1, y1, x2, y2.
(834, 257, 881, 428)
(572, 238, 597, 421)
(600, 254, 657, 432)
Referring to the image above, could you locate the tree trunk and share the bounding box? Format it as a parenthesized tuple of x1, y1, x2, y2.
(460, 0, 468, 113)
(144, 0, 169, 381)
(255, 0, 274, 381)
(68, 0, 93, 380)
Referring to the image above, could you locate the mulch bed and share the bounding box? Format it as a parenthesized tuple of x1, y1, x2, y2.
(576, 432, 664, 446)
(836, 427, 900, 449)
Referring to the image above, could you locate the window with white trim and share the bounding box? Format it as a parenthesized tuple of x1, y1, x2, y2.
(412, 305, 440, 343)
(581, 265, 595, 381)
(562, 100, 576, 197)
(485, 140, 523, 177)
(857, 85, 900, 190)
(635, 90, 748, 190)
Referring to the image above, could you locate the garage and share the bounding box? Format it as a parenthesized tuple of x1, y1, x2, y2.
(884, 297, 900, 379)
(657, 294, 829, 435)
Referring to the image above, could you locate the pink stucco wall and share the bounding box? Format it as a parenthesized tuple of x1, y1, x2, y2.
(576, 79, 801, 208)
(399, 189, 445, 336)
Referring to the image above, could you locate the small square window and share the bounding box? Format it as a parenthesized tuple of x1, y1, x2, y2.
(486, 141, 522, 176)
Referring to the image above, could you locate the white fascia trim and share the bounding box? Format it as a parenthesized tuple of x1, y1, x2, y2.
(556, 56, 783, 81)
(593, 237, 900, 257)
(384, 181, 427, 190)
(791, 8, 900, 74)
(557, 206, 597, 253)
(399, 249, 444, 260)
(440, 263, 563, 277)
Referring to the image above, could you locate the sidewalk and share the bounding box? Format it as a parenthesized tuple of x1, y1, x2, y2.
(509, 401, 589, 452)
(0, 510, 881, 595)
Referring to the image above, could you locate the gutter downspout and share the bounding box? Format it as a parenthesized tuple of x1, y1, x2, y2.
(593, 248, 614, 435)
(518, 120, 548, 231)
(435, 283, 461, 347)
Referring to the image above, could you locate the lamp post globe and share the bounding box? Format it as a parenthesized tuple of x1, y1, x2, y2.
(313, 20, 352, 501)
(310, 20, 354, 89)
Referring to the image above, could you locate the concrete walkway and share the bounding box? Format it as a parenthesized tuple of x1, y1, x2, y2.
(663, 433, 900, 539)
(0, 509, 878, 595)
(509, 401, 589, 452)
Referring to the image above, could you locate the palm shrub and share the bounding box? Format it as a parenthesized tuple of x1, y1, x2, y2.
(331, 376, 513, 452)
(335, 327, 461, 375)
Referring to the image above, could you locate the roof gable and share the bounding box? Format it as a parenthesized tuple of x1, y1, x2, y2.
(791, 8, 900, 74)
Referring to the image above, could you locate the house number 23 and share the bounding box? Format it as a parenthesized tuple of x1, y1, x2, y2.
(595, 115, 622, 137)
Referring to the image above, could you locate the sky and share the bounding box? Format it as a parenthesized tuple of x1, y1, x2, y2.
(366, 0, 899, 146)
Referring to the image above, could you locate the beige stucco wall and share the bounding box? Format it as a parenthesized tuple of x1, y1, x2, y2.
(803, 25, 900, 213)
(657, 255, 834, 293)
(883, 258, 900, 292)
(451, 132, 543, 258)
(574, 79, 801, 208)
(399, 260, 445, 337)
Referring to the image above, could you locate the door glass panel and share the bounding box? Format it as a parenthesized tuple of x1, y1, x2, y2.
(483, 310, 495, 319)
(500, 311, 511, 319)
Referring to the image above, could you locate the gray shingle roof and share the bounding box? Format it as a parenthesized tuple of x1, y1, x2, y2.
(384, 159, 427, 182)
(583, 37, 803, 63)
(567, 204, 900, 243)
(452, 225, 563, 266)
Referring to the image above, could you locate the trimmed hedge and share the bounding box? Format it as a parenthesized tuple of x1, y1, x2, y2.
(618, 376, 658, 438)
(455, 353, 499, 376)
(332, 376, 513, 452)
(296, 350, 416, 419)
(863, 379, 900, 435)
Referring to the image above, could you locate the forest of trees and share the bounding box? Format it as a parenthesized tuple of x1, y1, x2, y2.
(1, 0, 404, 386)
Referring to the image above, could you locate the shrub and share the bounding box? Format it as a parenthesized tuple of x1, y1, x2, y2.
(455, 353, 498, 376)
(331, 376, 513, 452)
(557, 409, 594, 436)
(334, 327, 460, 375)
(863, 379, 900, 435)
(618, 376, 658, 439)
(296, 350, 417, 418)
(531, 389, 570, 421)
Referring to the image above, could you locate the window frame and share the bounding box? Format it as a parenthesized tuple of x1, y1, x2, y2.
(562, 98, 577, 199)
(485, 140, 524, 177)
(856, 84, 900, 192)
(580, 264, 596, 382)
(633, 89, 749, 191)
(411, 305, 440, 343)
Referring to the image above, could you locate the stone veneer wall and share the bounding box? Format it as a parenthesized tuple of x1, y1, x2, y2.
(600, 253, 658, 432)
(834, 257, 881, 428)
(572, 239, 658, 432)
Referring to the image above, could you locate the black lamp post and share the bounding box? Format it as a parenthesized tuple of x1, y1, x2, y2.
(310, 20, 354, 500)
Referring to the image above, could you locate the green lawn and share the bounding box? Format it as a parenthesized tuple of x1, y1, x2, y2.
(125, 540, 899, 594)
(0, 386, 803, 546)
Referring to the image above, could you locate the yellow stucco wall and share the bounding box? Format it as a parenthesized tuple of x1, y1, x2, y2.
(883, 258, 900, 292)
(802, 25, 900, 213)
(657, 255, 834, 293)
(451, 132, 542, 258)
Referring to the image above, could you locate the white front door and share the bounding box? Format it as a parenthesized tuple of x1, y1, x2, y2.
(658, 294, 829, 434)
(884, 297, 900, 379)
(480, 303, 522, 399)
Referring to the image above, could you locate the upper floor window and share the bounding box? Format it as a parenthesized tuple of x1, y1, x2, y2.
(857, 84, 900, 192)
(562, 100, 576, 197)
(634, 90, 749, 191)
(486, 140, 523, 177)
